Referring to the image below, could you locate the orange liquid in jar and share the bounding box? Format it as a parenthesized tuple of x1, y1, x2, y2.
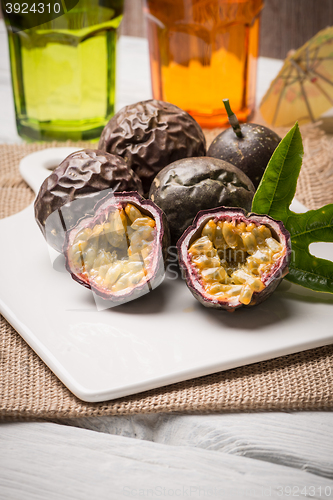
(144, 0, 263, 128)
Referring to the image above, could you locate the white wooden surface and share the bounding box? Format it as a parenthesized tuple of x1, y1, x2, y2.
(1, 19, 333, 499)
(1, 418, 333, 500)
(55, 412, 333, 479)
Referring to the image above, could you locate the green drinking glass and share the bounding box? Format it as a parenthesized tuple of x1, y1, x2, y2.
(2, 0, 124, 141)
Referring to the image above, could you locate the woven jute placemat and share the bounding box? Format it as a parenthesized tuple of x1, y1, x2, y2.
(1, 125, 333, 420)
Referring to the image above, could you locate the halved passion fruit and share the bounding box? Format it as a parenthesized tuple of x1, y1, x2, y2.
(177, 208, 291, 311)
(64, 192, 170, 305)
(35, 149, 143, 253)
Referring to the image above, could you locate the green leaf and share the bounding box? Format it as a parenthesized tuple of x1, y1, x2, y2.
(251, 122, 333, 294)
(252, 123, 304, 219)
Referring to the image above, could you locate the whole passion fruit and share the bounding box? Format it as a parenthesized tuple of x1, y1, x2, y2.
(64, 191, 170, 305)
(35, 149, 143, 252)
(98, 99, 206, 193)
(177, 207, 291, 312)
(149, 157, 255, 245)
(207, 100, 281, 188)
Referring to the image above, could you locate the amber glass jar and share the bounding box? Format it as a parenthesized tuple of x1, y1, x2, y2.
(144, 0, 263, 128)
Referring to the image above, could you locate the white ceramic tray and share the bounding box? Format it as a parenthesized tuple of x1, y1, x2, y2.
(0, 148, 332, 403)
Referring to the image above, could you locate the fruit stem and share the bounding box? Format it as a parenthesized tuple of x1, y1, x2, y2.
(223, 99, 243, 138)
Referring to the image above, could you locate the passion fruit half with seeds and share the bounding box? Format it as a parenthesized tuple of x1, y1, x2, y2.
(35, 149, 143, 253)
(98, 99, 206, 193)
(64, 191, 170, 305)
(177, 207, 291, 311)
(149, 157, 255, 245)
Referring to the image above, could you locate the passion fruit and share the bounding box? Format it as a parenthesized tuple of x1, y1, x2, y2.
(34, 149, 143, 253)
(149, 157, 255, 245)
(64, 191, 170, 305)
(207, 100, 281, 188)
(177, 207, 291, 312)
(98, 99, 206, 193)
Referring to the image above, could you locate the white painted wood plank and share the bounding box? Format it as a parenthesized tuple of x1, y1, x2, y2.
(1, 422, 333, 500)
(54, 412, 333, 479)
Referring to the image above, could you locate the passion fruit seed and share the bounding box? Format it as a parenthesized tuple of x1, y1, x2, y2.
(68, 204, 156, 294)
(188, 219, 285, 306)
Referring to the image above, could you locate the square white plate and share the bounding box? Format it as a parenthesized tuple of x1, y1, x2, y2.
(0, 148, 332, 403)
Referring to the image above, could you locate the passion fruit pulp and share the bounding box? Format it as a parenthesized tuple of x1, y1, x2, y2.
(177, 208, 291, 311)
(64, 192, 170, 305)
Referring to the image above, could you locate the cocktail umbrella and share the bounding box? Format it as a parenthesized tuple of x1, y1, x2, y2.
(260, 26, 333, 127)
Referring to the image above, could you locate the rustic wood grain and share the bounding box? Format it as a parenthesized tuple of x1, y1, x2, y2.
(260, 0, 333, 59)
(1, 421, 333, 499)
(120, 0, 147, 38)
(54, 412, 333, 479)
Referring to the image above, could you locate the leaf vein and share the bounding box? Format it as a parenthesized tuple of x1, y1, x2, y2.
(291, 223, 333, 239)
(265, 134, 295, 213)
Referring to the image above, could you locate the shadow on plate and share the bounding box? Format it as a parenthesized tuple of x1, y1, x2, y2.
(278, 280, 333, 305)
(196, 283, 294, 331)
(67, 277, 172, 315)
(54, 253, 171, 314)
(52, 253, 67, 273)
(196, 279, 333, 331)
(108, 279, 172, 315)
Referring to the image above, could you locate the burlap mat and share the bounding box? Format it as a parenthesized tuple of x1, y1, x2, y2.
(1, 125, 333, 419)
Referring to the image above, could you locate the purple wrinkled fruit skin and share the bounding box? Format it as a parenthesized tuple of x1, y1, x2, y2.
(177, 207, 291, 311)
(149, 157, 255, 245)
(207, 124, 281, 188)
(34, 149, 143, 252)
(98, 99, 206, 193)
(64, 191, 170, 305)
